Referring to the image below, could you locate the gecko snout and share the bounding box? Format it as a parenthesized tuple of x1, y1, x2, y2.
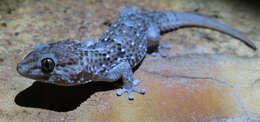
(17, 62, 26, 75)
(17, 60, 42, 80)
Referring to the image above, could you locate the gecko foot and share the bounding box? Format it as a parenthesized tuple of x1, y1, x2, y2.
(151, 44, 171, 57)
(159, 44, 171, 57)
(117, 80, 146, 100)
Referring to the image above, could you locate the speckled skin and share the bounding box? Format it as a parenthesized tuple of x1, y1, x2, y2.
(17, 8, 256, 100)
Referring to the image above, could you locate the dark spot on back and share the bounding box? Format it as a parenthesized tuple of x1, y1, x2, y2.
(94, 51, 98, 57)
(58, 64, 66, 67)
(63, 69, 69, 72)
(79, 56, 83, 60)
(80, 61, 84, 65)
(80, 52, 84, 56)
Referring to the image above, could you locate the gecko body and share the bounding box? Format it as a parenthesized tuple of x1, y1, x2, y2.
(17, 8, 256, 100)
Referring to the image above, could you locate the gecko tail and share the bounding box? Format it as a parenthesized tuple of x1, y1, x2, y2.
(158, 11, 257, 50)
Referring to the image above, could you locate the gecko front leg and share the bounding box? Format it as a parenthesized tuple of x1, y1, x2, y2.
(102, 61, 146, 100)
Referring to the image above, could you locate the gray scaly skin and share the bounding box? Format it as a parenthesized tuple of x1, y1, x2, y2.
(17, 8, 256, 100)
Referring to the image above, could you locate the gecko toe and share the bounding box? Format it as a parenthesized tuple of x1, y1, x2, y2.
(128, 92, 134, 100)
(158, 44, 171, 57)
(133, 80, 140, 86)
(133, 88, 146, 94)
(158, 48, 168, 57)
(117, 88, 127, 96)
(160, 44, 171, 49)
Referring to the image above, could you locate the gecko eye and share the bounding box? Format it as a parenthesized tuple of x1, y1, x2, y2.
(41, 58, 55, 73)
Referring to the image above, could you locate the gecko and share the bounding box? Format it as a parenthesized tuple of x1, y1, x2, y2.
(17, 8, 256, 100)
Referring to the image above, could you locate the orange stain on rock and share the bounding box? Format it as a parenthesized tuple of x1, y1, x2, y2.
(91, 72, 242, 121)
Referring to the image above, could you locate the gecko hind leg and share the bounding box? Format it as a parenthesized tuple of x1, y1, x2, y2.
(147, 24, 172, 57)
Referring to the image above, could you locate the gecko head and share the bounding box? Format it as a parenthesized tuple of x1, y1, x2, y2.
(17, 40, 85, 85)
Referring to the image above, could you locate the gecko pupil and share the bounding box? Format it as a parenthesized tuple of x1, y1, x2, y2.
(41, 58, 55, 73)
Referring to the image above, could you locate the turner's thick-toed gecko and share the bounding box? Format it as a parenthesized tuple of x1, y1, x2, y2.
(17, 8, 256, 100)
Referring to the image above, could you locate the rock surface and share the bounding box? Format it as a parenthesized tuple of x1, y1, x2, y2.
(0, 0, 260, 121)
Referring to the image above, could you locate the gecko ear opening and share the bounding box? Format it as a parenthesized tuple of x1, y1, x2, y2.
(41, 58, 55, 73)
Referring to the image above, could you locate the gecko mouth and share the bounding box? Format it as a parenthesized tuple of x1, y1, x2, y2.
(17, 62, 48, 80)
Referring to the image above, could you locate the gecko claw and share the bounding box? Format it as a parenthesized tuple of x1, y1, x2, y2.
(128, 92, 134, 100)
